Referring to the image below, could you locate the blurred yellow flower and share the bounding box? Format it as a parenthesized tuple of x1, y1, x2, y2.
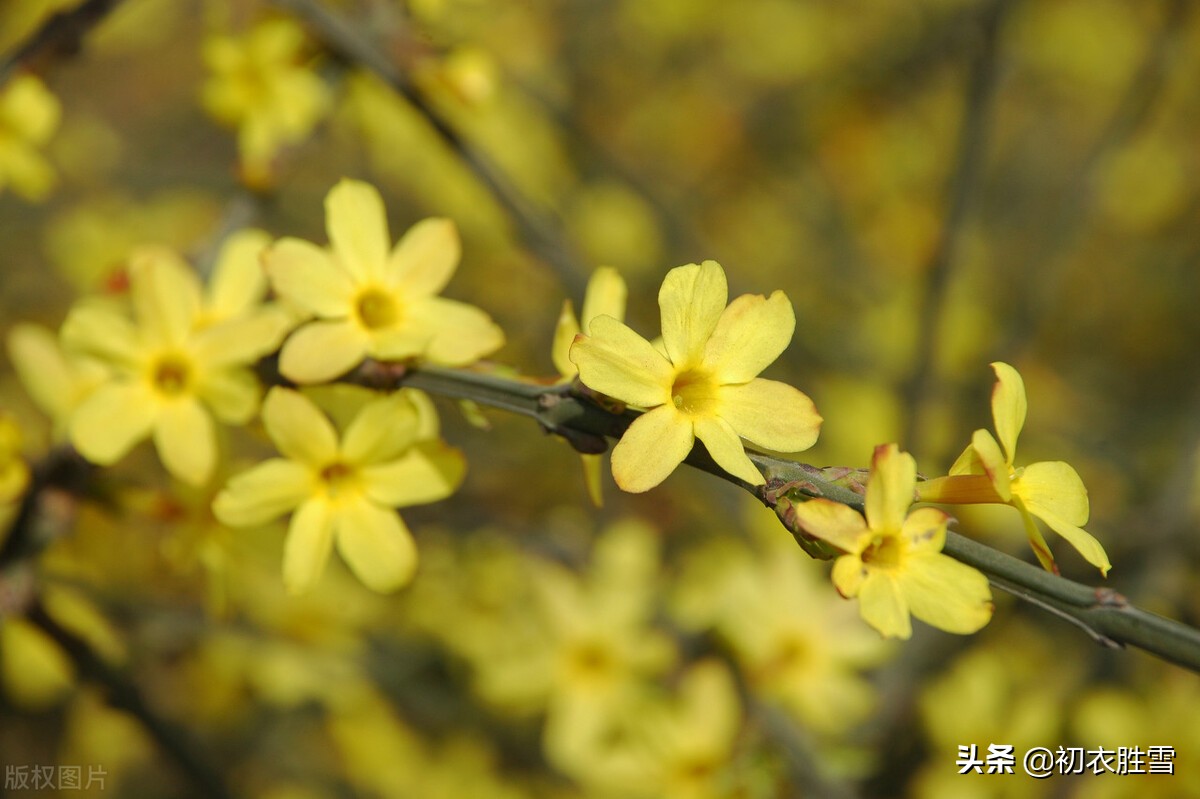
(916, 362, 1111, 576)
(553, 266, 627, 506)
(792, 444, 993, 639)
(0, 73, 60, 201)
(213, 387, 465, 594)
(673, 535, 889, 734)
(570, 260, 821, 492)
(201, 18, 329, 186)
(61, 247, 289, 485)
(265, 179, 505, 384)
(567, 660, 744, 799)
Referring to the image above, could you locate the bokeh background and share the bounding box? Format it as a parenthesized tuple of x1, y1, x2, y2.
(1, 0, 1199, 796)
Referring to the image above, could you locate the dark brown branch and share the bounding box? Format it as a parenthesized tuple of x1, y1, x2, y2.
(25, 599, 237, 799)
(0, 0, 126, 82)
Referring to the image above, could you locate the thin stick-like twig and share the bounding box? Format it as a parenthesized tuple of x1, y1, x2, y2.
(902, 0, 1009, 448)
(25, 600, 237, 799)
(344, 361, 1200, 674)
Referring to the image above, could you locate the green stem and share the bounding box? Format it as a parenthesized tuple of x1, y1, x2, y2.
(364, 362, 1200, 674)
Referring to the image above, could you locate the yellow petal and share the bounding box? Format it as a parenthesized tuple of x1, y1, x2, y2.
(1016, 501, 1059, 574)
(370, 324, 432, 362)
(902, 553, 993, 634)
(580, 453, 604, 507)
(3, 76, 60, 143)
(693, 415, 763, 485)
(387, 217, 460, 297)
(326, 179, 389, 280)
(1013, 461, 1089, 526)
(914, 474, 1003, 505)
(208, 228, 271, 318)
(970, 429, 1011, 501)
(61, 301, 141, 367)
(900, 507, 951, 553)
(263, 387, 338, 466)
(193, 312, 290, 367)
(570, 315, 672, 407)
(1027, 505, 1111, 576)
(610, 405, 693, 492)
(7, 324, 77, 421)
(580, 266, 627, 329)
(334, 499, 418, 592)
(717, 378, 821, 453)
(196, 367, 259, 424)
(990, 361, 1027, 465)
(3, 146, 56, 202)
(341, 393, 420, 464)
(279, 319, 368, 384)
(265, 238, 354, 317)
(360, 442, 465, 507)
(659, 260, 727, 369)
(703, 290, 794, 384)
(70, 383, 157, 464)
(865, 444, 916, 535)
(154, 399, 217, 485)
(283, 497, 336, 594)
(832, 553, 868, 598)
(677, 660, 740, 744)
(130, 248, 201, 346)
(789, 499, 868, 552)
(404, 297, 505, 366)
(858, 573, 912, 639)
(213, 458, 313, 526)
(0, 618, 74, 710)
(552, 299, 580, 377)
(947, 443, 981, 476)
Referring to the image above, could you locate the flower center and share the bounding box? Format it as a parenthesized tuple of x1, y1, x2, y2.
(354, 287, 401, 330)
(319, 460, 360, 500)
(151, 355, 192, 397)
(565, 640, 615, 684)
(861, 533, 903, 570)
(670, 368, 719, 416)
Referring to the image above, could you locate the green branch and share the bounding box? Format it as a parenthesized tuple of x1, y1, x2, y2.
(354, 361, 1200, 674)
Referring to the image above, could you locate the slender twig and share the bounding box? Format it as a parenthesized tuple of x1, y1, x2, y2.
(0, 0, 126, 82)
(346, 361, 1200, 674)
(1007, 0, 1189, 346)
(271, 0, 590, 297)
(25, 599, 237, 799)
(902, 0, 1009, 448)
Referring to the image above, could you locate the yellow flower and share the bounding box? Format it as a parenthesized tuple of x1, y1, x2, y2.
(201, 18, 329, 186)
(569, 260, 821, 492)
(265, 179, 505, 384)
(565, 660, 744, 799)
(0, 74, 60, 201)
(552, 266, 627, 505)
(791, 444, 993, 639)
(212, 387, 465, 594)
(61, 247, 289, 485)
(916, 362, 1111, 576)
